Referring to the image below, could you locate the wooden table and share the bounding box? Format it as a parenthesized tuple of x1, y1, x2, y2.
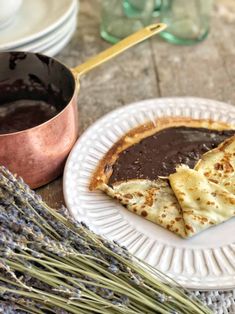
(37, 0, 235, 209)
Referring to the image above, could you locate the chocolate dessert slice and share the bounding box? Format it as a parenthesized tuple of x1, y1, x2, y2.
(89, 118, 235, 237)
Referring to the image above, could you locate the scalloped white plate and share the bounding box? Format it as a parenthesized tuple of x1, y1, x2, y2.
(63, 97, 235, 290)
(15, 8, 77, 53)
(0, 0, 77, 51)
(41, 18, 77, 57)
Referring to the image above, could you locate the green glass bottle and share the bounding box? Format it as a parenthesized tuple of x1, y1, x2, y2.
(159, 0, 213, 45)
(100, 0, 155, 44)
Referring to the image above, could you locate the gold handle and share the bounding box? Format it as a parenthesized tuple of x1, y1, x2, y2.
(72, 23, 166, 78)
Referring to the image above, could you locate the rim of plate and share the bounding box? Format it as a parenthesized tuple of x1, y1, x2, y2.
(63, 97, 235, 290)
(0, 0, 77, 50)
(42, 19, 77, 57)
(15, 7, 77, 52)
(28, 15, 77, 54)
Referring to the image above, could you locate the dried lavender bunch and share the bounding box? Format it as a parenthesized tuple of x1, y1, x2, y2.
(0, 166, 212, 314)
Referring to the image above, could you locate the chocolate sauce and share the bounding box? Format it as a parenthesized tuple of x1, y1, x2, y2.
(108, 126, 235, 185)
(0, 100, 58, 134)
(0, 52, 75, 134)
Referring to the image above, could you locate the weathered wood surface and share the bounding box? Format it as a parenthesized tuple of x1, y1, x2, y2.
(37, 0, 235, 208)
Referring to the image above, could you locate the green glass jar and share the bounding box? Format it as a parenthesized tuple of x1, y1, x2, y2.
(153, 0, 162, 17)
(159, 0, 214, 45)
(100, 0, 155, 44)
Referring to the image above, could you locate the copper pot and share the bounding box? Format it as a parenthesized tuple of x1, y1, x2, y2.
(0, 23, 166, 188)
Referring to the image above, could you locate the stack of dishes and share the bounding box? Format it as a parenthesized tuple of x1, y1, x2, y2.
(0, 0, 78, 56)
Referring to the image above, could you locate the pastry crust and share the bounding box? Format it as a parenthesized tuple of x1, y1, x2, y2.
(89, 117, 234, 190)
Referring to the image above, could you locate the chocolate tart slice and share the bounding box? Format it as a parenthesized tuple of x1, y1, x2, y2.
(89, 117, 235, 238)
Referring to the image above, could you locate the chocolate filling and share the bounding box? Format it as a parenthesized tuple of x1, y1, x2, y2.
(0, 100, 58, 134)
(0, 52, 75, 134)
(108, 126, 235, 185)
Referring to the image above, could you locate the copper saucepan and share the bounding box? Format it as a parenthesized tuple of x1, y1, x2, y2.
(0, 23, 166, 188)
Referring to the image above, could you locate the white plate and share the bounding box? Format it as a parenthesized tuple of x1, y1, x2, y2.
(42, 19, 77, 57)
(0, 0, 77, 50)
(64, 97, 235, 290)
(15, 8, 77, 52)
(17, 13, 77, 54)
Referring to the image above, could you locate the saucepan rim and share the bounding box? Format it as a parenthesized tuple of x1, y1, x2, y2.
(0, 51, 78, 137)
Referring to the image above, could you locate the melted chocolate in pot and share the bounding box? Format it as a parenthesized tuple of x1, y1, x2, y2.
(108, 126, 235, 185)
(0, 100, 58, 134)
(0, 52, 75, 134)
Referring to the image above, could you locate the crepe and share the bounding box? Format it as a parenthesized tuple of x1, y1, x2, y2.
(90, 117, 235, 238)
(99, 179, 186, 237)
(169, 165, 235, 237)
(195, 136, 235, 195)
(89, 117, 232, 191)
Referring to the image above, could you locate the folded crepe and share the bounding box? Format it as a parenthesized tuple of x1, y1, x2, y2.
(195, 136, 235, 195)
(169, 136, 235, 237)
(99, 179, 186, 237)
(90, 118, 235, 238)
(169, 165, 235, 237)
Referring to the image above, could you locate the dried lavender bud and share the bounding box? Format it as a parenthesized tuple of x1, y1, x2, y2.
(54, 309, 70, 314)
(96, 287, 114, 299)
(108, 264, 120, 275)
(102, 240, 130, 260)
(0, 189, 15, 207)
(112, 295, 130, 307)
(57, 205, 70, 219)
(0, 301, 27, 314)
(119, 295, 129, 306)
(53, 286, 81, 300)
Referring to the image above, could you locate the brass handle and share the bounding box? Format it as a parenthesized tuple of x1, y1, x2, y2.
(72, 23, 166, 78)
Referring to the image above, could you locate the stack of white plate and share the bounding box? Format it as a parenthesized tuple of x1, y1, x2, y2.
(0, 0, 78, 57)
